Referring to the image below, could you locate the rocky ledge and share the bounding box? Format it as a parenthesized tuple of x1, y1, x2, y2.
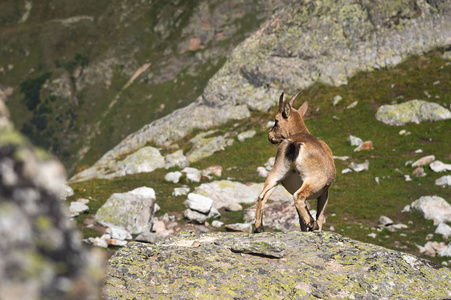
(103, 231, 451, 299)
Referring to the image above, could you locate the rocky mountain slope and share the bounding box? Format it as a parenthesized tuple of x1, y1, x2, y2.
(70, 0, 451, 183)
(0, 0, 285, 173)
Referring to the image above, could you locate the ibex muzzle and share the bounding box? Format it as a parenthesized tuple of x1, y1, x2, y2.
(255, 91, 336, 232)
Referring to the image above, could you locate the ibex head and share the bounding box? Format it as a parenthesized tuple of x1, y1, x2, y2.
(268, 91, 309, 144)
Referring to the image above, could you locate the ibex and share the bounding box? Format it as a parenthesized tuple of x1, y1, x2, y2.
(254, 91, 336, 232)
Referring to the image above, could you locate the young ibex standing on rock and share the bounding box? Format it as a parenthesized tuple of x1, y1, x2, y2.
(254, 91, 336, 233)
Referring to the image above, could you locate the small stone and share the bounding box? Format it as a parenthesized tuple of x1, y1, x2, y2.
(404, 175, 412, 181)
(207, 207, 221, 219)
(414, 149, 423, 153)
(173, 186, 190, 196)
(435, 223, 451, 238)
(237, 130, 256, 142)
(267, 121, 275, 128)
(211, 220, 224, 228)
(257, 166, 269, 178)
(165, 171, 182, 183)
(399, 129, 406, 135)
(412, 155, 435, 167)
(184, 209, 208, 224)
(368, 233, 377, 238)
(225, 203, 243, 212)
(333, 95, 342, 106)
(182, 167, 201, 182)
(152, 220, 166, 234)
(430, 160, 451, 172)
(69, 202, 89, 217)
(349, 160, 369, 172)
(378, 216, 393, 227)
(348, 135, 363, 146)
(135, 232, 164, 244)
(225, 223, 253, 233)
(264, 157, 275, 171)
(334, 156, 350, 161)
(202, 165, 222, 177)
(435, 175, 451, 186)
(346, 101, 358, 109)
(354, 141, 373, 152)
(106, 238, 128, 247)
(106, 226, 132, 240)
(342, 168, 353, 174)
(409, 196, 451, 225)
(88, 237, 108, 248)
(186, 193, 213, 214)
(412, 167, 426, 177)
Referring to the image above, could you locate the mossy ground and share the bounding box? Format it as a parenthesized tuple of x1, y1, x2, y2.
(70, 49, 451, 265)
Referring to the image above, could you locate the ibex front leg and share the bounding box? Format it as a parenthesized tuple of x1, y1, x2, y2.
(254, 184, 277, 233)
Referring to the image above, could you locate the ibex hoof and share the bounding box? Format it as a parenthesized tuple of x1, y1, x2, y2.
(306, 221, 316, 232)
(254, 226, 265, 233)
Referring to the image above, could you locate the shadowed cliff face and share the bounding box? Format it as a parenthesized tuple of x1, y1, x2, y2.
(0, 0, 286, 174)
(104, 231, 451, 299)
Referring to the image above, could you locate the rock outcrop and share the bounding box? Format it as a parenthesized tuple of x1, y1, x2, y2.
(71, 0, 451, 182)
(103, 231, 451, 299)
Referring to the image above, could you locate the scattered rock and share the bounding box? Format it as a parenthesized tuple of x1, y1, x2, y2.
(225, 202, 243, 212)
(348, 135, 363, 146)
(225, 223, 253, 233)
(354, 141, 373, 151)
(95, 187, 157, 234)
(349, 160, 369, 172)
(412, 155, 435, 167)
(135, 231, 164, 244)
(409, 196, 451, 225)
(87, 237, 108, 248)
(264, 157, 275, 170)
(333, 95, 342, 106)
(412, 167, 426, 177)
(436, 175, 451, 186)
(230, 240, 286, 258)
(106, 226, 132, 240)
(202, 165, 222, 178)
(375, 100, 451, 126)
(111, 146, 166, 177)
(181, 167, 201, 182)
(211, 220, 224, 228)
(435, 223, 451, 239)
(430, 160, 451, 172)
(368, 233, 377, 238)
(257, 166, 269, 177)
(186, 193, 213, 214)
(184, 209, 208, 224)
(60, 184, 74, 200)
(165, 171, 182, 183)
(334, 155, 350, 161)
(346, 101, 358, 109)
(164, 150, 189, 169)
(379, 216, 393, 227)
(237, 130, 256, 142)
(417, 241, 448, 257)
(69, 201, 90, 217)
(173, 186, 190, 196)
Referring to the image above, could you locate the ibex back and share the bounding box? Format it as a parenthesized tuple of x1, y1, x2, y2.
(254, 91, 335, 232)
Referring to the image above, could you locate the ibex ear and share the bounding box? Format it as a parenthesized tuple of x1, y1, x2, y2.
(298, 101, 308, 117)
(283, 102, 291, 119)
(278, 92, 284, 113)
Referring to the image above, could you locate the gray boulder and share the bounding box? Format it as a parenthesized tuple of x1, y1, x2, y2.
(103, 231, 451, 299)
(95, 187, 157, 234)
(376, 100, 451, 126)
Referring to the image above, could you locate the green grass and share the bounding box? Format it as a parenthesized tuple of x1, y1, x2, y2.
(69, 49, 451, 266)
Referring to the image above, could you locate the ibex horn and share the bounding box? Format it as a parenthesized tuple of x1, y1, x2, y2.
(278, 92, 284, 112)
(288, 90, 303, 107)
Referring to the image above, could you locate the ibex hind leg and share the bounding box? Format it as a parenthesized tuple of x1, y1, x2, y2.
(314, 189, 329, 231)
(293, 183, 316, 232)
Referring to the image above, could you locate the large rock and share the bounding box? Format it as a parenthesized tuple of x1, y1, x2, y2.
(244, 201, 300, 232)
(194, 180, 292, 210)
(95, 187, 157, 234)
(408, 196, 451, 225)
(71, 0, 451, 183)
(0, 99, 101, 299)
(103, 231, 451, 299)
(376, 100, 451, 126)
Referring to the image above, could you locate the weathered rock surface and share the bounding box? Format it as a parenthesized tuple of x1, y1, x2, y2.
(95, 187, 157, 234)
(244, 201, 300, 232)
(0, 99, 101, 299)
(376, 100, 451, 126)
(103, 231, 451, 299)
(71, 0, 451, 183)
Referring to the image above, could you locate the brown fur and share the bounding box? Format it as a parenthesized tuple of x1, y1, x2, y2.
(254, 91, 336, 233)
